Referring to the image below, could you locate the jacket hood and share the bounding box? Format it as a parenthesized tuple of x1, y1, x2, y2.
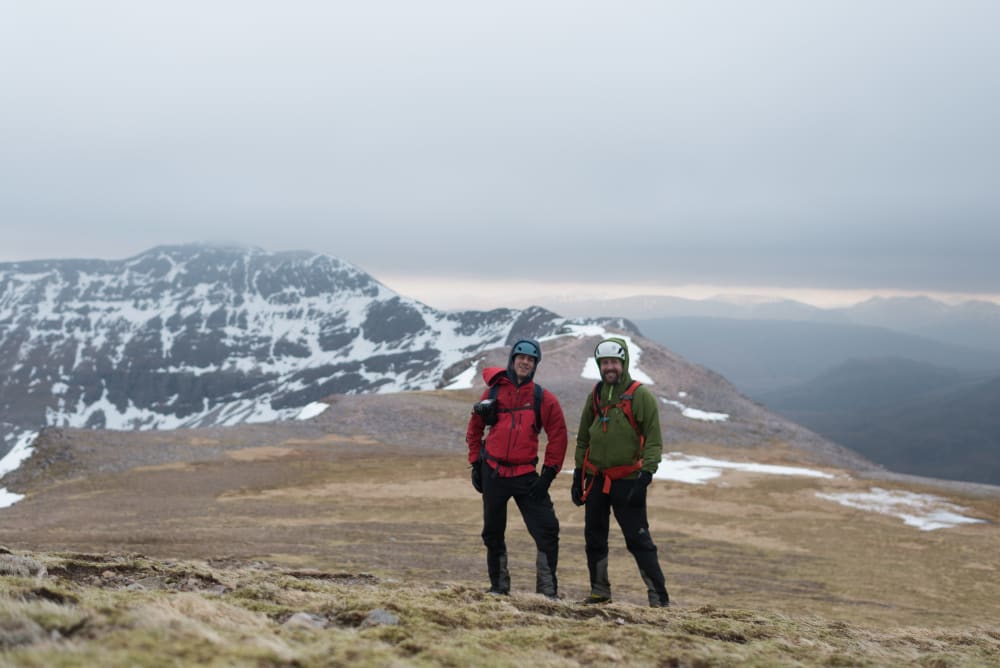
(507, 338, 541, 384)
(482, 366, 508, 387)
(594, 336, 633, 387)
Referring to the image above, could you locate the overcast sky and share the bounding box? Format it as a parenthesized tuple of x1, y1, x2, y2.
(2, 1, 998, 309)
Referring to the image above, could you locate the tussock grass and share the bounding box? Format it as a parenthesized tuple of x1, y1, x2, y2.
(0, 555, 45, 578)
(4, 442, 1000, 665)
(2, 550, 999, 667)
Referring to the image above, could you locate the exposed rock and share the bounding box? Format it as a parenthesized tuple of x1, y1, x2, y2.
(360, 609, 400, 628)
(283, 612, 328, 630)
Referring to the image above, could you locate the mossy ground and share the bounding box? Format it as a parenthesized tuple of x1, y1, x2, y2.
(3, 550, 999, 667)
(2, 417, 1000, 667)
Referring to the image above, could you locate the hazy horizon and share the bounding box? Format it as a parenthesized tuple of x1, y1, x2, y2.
(375, 273, 1000, 312)
(3, 242, 999, 312)
(3, 2, 998, 305)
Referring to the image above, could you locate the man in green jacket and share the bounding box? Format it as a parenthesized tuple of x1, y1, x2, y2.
(571, 337, 670, 607)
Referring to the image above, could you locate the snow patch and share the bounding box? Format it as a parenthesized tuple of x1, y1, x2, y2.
(0, 488, 23, 508)
(0, 431, 37, 509)
(656, 453, 834, 485)
(660, 397, 729, 422)
(444, 361, 479, 390)
(543, 324, 608, 339)
(296, 402, 330, 421)
(0, 431, 36, 479)
(816, 488, 986, 531)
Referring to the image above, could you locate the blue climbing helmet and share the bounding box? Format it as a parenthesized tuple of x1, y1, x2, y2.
(508, 338, 541, 380)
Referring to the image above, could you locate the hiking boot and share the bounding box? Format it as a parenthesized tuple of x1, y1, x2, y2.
(487, 553, 510, 597)
(535, 550, 557, 600)
(647, 588, 670, 608)
(580, 594, 611, 605)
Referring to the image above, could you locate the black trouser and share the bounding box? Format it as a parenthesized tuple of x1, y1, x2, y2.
(481, 467, 559, 596)
(584, 474, 669, 606)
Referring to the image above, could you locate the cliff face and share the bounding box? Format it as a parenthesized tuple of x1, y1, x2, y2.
(0, 244, 584, 454)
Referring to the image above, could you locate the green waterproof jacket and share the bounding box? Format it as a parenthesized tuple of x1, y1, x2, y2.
(575, 337, 663, 476)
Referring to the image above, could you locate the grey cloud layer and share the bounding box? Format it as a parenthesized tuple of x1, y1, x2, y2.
(1, 1, 998, 293)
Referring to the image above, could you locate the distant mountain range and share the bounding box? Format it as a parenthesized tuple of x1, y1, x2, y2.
(635, 317, 1000, 394)
(631, 313, 1000, 486)
(547, 293, 1000, 354)
(755, 358, 1000, 485)
(0, 244, 623, 459)
(4, 245, 995, 487)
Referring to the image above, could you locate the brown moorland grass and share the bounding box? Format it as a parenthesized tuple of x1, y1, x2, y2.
(2, 370, 999, 667)
(2, 549, 1000, 667)
(2, 439, 999, 622)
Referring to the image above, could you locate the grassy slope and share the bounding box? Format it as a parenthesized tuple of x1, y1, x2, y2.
(2, 384, 1000, 666)
(3, 550, 999, 668)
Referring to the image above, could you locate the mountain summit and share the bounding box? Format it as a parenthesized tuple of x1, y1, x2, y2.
(0, 244, 616, 456)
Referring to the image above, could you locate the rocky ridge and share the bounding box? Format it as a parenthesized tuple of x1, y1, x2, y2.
(0, 244, 627, 458)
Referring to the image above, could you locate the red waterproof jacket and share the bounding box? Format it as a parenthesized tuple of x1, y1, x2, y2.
(466, 367, 568, 477)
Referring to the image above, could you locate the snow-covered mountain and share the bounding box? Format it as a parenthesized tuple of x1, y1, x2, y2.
(0, 244, 620, 457)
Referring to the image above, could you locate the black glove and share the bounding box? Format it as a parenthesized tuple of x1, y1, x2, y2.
(571, 468, 584, 507)
(626, 470, 653, 508)
(528, 465, 558, 500)
(471, 462, 483, 494)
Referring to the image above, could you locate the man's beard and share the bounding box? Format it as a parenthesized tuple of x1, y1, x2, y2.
(602, 370, 620, 384)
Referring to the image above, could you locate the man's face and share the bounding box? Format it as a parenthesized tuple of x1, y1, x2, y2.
(599, 357, 623, 385)
(513, 354, 536, 382)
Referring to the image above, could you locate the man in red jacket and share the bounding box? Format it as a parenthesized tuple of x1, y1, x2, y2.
(466, 338, 568, 598)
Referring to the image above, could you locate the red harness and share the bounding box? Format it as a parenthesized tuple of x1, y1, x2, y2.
(578, 380, 644, 502)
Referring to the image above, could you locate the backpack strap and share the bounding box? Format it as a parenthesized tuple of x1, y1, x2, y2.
(489, 382, 544, 433)
(579, 380, 645, 502)
(480, 382, 544, 471)
(591, 380, 641, 436)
